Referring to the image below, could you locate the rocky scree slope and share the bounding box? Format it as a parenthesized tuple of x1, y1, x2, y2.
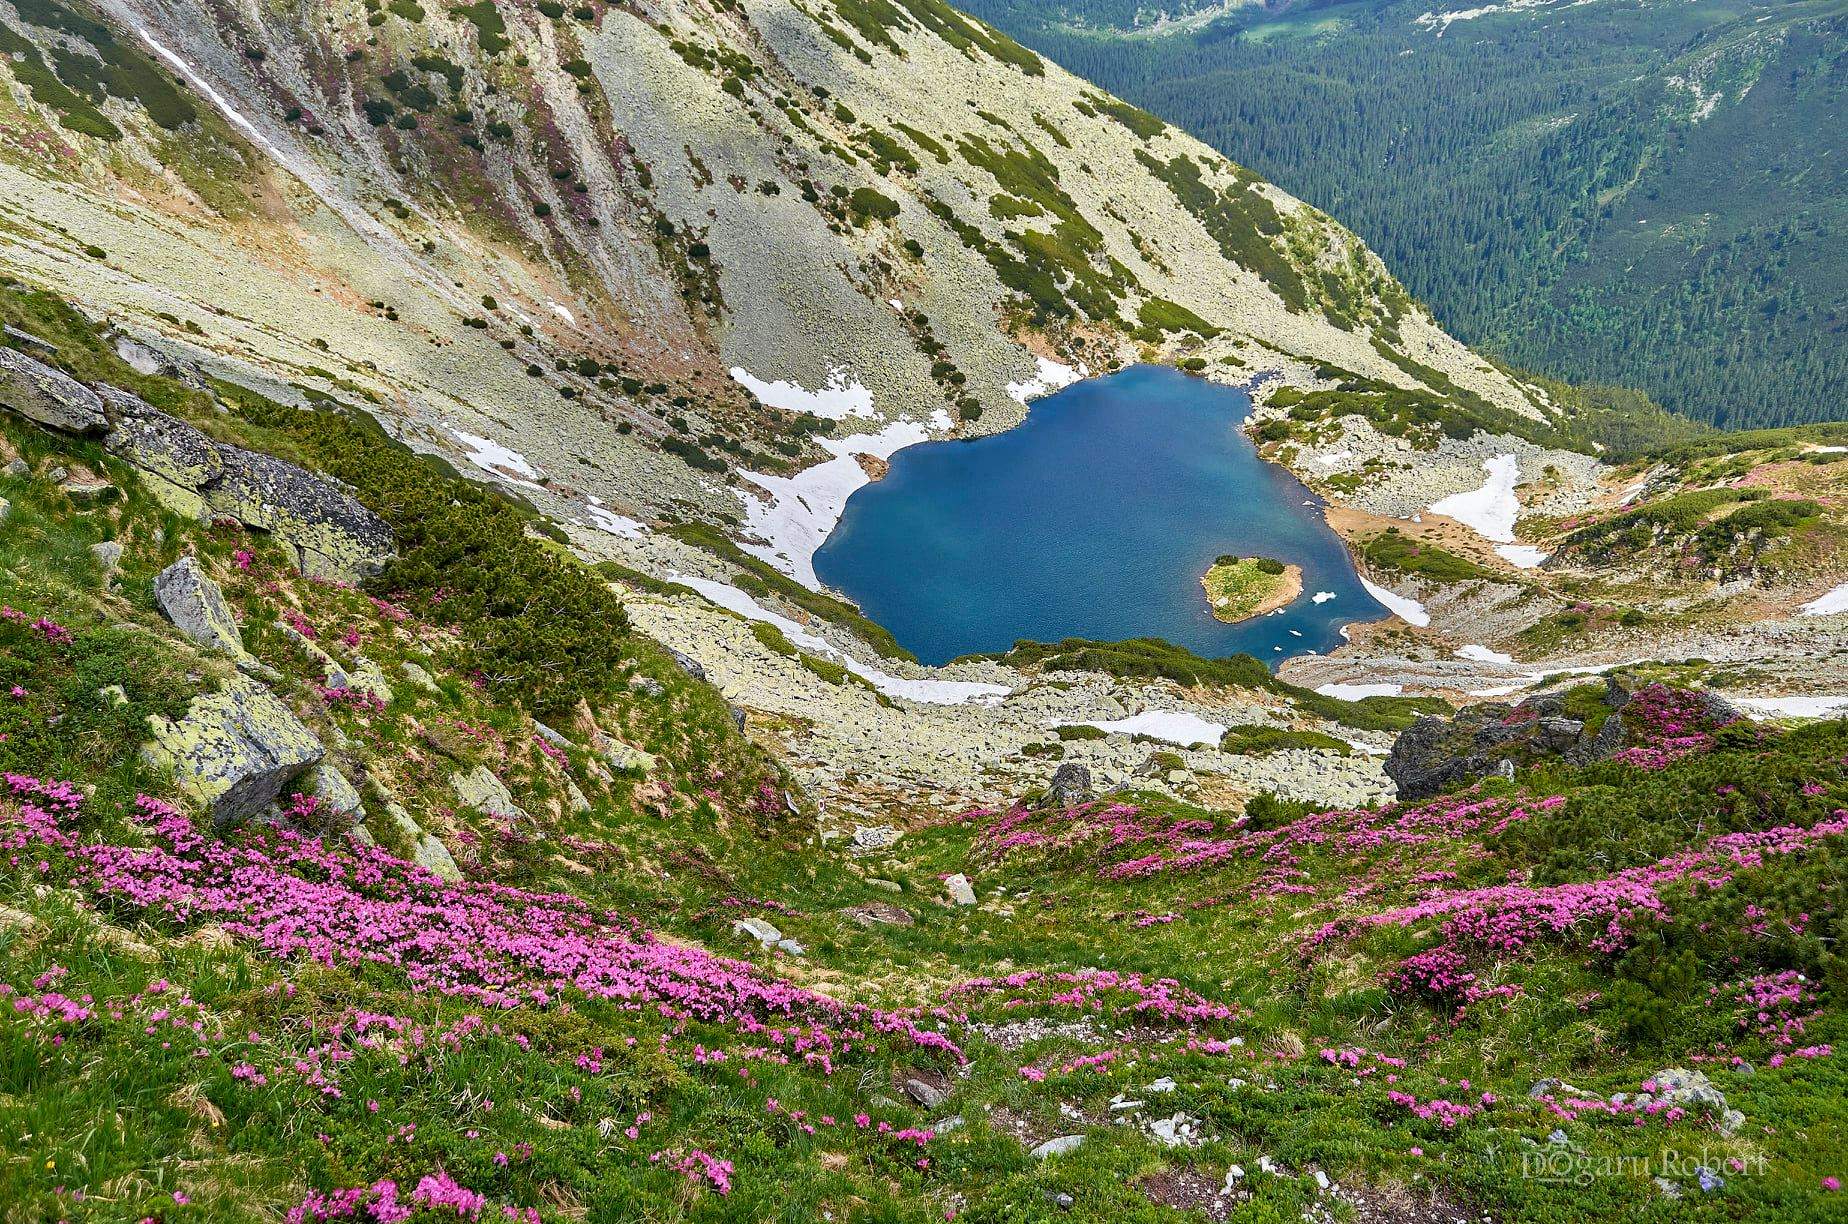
(0, 0, 1548, 575)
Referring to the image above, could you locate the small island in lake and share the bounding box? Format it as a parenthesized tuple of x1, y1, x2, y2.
(1201, 555, 1303, 623)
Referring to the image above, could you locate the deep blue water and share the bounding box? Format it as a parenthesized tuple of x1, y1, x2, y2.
(812, 364, 1383, 666)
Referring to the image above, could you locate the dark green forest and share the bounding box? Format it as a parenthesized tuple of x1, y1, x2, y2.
(962, 0, 1848, 429)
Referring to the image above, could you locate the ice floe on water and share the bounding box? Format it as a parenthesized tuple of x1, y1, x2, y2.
(669, 574, 1012, 706)
(1431, 454, 1521, 543)
(1456, 644, 1515, 665)
(1065, 710, 1226, 748)
(1315, 682, 1404, 700)
(736, 419, 932, 588)
(1312, 591, 1336, 604)
(729, 365, 875, 420)
(1800, 581, 1848, 617)
(1006, 356, 1082, 405)
(448, 428, 541, 486)
(1359, 577, 1429, 627)
(586, 496, 644, 538)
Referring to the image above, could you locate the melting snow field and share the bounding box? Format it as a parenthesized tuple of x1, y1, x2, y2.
(1736, 695, 1848, 719)
(1431, 454, 1521, 543)
(1456, 644, 1515, 665)
(1005, 356, 1082, 405)
(1359, 577, 1430, 627)
(736, 420, 932, 588)
(1800, 582, 1848, 617)
(585, 497, 644, 538)
(1315, 682, 1404, 701)
(448, 428, 541, 485)
(1064, 710, 1227, 748)
(670, 574, 1012, 707)
(729, 365, 875, 420)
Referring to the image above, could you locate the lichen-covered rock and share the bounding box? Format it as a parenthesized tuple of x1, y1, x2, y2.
(301, 761, 366, 830)
(0, 347, 107, 433)
(383, 799, 461, 882)
(1386, 680, 1630, 802)
(144, 676, 325, 828)
(400, 661, 441, 692)
(1044, 762, 1093, 807)
(450, 764, 529, 823)
(154, 558, 246, 657)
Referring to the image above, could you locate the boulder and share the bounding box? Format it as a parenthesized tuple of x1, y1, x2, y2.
(0, 347, 107, 433)
(903, 1077, 948, 1109)
(0, 496, 9, 524)
(450, 764, 529, 823)
(1030, 1135, 1084, 1160)
(732, 916, 783, 946)
(382, 799, 461, 882)
(144, 676, 325, 828)
(1386, 680, 1634, 802)
(944, 873, 977, 906)
(300, 760, 365, 830)
(90, 540, 124, 574)
(667, 648, 707, 682)
(154, 558, 246, 657)
(1043, 762, 1093, 807)
(399, 661, 441, 692)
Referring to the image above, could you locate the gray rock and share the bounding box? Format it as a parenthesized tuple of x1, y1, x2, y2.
(667, 648, 707, 681)
(300, 760, 365, 830)
(383, 800, 461, 882)
(1044, 1193, 1074, 1210)
(60, 476, 113, 503)
(90, 540, 124, 574)
(1029, 1135, 1084, 1160)
(450, 765, 529, 823)
(1043, 762, 1093, 807)
(2, 458, 26, 477)
(865, 878, 903, 893)
(774, 938, 806, 956)
(1718, 1108, 1745, 1138)
(154, 558, 246, 657)
(3, 324, 58, 354)
(399, 661, 440, 691)
(850, 824, 901, 852)
(532, 719, 571, 749)
(628, 674, 664, 697)
(96, 684, 128, 707)
(144, 675, 325, 828)
(944, 873, 977, 906)
(0, 496, 10, 523)
(565, 778, 591, 813)
(727, 703, 747, 731)
(903, 1078, 947, 1108)
(0, 346, 107, 433)
(731, 916, 782, 945)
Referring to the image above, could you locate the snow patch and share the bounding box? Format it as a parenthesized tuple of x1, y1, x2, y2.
(1456, 644, 1515, 665)
(1736, 695, 1848, 719)
(448, 428, 541, 486)
(729, 365, 875, 420)
(1495, 544, 1550, 569)
(1359, 577, 1430, 627)
(138, 30, 282, 159)
(1800, 581, 1848, 617)
(671, 574, 1011, 706)
(586, 496, 644, 538)
(1067, 710, 1226, 748)
(1315, 682, 1404, 701)
(1430, 454, 1521, 544)
(735, 419, 932, 588)
(547, 301, 576, 325)
(1006, 356, 1082, 405)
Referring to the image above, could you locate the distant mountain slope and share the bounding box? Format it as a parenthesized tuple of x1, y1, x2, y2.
(961, 0, 1848, 429)
(0, 0, 1545, 578)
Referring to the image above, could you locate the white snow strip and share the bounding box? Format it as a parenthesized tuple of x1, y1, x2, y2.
(1430, 454, 1521, 544)
(1066, 710, 1226, 748)
(1736, 695, 1848, 719)
(547, 301, 576, 325)
(1359, 577, 1430, 627)
(1006, 356, 1082, 405)
(138, 30, 282, 159)
(1495, 544, 1550, 569)
(1312, 591, 1336, 604)
(729, 365, 876, 420)
(1315, 450, 1354, 467)
(1467, 682, 1530, 698)
(448, 428, 541, 485)
(1810, 446, 1848, 455)
(1800, 581, 1848, 617)
(1456, 644, 1515, 665)
(888, 298, 904, 311)
(1315, 682, 1404, 701)
(736, 419, 932, 588)
(671, 574, 1011, 706)
(586, 496, 644, 538)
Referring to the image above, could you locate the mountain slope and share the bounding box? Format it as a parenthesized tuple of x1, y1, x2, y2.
(0, 0, 1549, 580)
(960, 0, 1848, 429)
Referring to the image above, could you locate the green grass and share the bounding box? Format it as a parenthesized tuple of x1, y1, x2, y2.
(1361, 528, 1495, 583)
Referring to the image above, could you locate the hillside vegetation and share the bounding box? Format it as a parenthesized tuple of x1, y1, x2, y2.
(962, 0, 1848, 429)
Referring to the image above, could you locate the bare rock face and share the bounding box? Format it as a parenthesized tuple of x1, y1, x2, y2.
(144, 676, 326, 828)
(154, 558, 247, 658)
(0, 347, 107, 434)
(0, 364, 394, 583)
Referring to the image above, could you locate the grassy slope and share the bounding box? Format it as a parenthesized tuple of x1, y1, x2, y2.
(2, 301, 1847, 1222)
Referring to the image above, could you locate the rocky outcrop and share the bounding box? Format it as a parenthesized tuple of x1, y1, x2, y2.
(154, 558, 247, 658)
(450, 764, 529, 823)
(144, 675, 325, 828)
(0, 350, 392, 581)
(1386, 678, 1632, 801)
(1043, 762, 1093, 807)
(0, 346, 107, 433)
